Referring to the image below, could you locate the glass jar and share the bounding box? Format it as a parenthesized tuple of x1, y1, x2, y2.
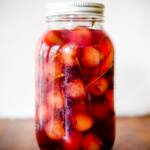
(35, 1, 115, 150)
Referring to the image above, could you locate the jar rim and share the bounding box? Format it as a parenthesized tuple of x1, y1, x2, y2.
(46, 1, 104, 18)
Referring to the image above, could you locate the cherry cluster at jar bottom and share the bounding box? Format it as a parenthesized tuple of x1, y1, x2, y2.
(35, 27, 115, 150)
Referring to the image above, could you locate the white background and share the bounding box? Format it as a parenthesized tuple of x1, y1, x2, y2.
(0, 0, 150, 118)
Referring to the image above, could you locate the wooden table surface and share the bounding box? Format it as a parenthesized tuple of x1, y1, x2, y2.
(0, 117, 150, 150)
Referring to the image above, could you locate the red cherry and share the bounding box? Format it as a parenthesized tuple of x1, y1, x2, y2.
(88, 77, 108, 96)
(47, 89, 64, 109)
(45, 120, 65, 140)
(99, 50, 114, 74)
(44, 30, 62, 46)
(44, 60, 63, 82)
(98, 37, 113, 58)
(91, 103, 109, 120)
(98, 37, 114, 74)
(72, 113, 93, 132)
(81, 46, 103, 68)
(63, 131, 82, 150)
(60, 43, 79, 66)
(83, 134, 103, 150)
(66, 79, 85, 100)
(70, 27, 91, 47)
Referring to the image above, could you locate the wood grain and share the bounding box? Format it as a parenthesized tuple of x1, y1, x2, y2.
(0, 117, 150, 150)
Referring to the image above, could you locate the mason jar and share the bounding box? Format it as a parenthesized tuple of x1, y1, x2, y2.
(35, 1, 115, 150)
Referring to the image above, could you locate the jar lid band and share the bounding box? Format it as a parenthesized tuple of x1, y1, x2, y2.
(46, 1, 104, 17)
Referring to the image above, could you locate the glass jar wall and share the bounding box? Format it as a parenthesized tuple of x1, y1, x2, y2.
(35, 2, 115, 150)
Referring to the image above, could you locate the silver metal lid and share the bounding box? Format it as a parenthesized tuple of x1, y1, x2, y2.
(46, 1, 104, 17)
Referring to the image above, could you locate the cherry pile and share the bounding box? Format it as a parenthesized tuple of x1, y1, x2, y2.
(35, 27, 115, 150)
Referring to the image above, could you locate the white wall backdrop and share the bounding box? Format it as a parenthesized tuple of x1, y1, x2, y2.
(0, 0, 150, 118)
